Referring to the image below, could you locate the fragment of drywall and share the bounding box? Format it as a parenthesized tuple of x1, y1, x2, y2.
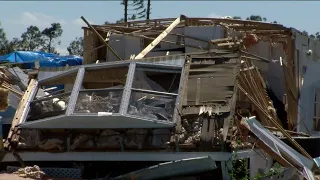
(184, 26, 224, 53)
(107, 35, 126, 61)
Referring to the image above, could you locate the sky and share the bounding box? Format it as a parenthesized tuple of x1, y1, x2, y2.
(0, 1, 319, 55)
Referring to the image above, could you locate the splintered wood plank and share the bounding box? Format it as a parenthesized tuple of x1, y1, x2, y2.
(200, 116, 216, 150)
(4, 79, 38, 149)
(284, 34, 298, 130)
(135, 16, 183, 59)
(174, 58, 190, 134)
(81, 16, 122, 61)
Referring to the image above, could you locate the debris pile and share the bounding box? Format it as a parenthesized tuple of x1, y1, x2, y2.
(0, 14, 318, 180)
(13, 165, 45, 179)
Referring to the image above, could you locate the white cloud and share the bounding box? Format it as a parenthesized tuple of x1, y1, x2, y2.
(6, 12, 95, 56)
(10, 12, 67, 28)
(55, 47, 69, 56)
(72, 18, 95, 27)
(207, 12, 222, 18)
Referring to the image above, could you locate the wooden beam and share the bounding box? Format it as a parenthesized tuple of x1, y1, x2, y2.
(187, 17, 286, 30)
(264, 126, 310, 137)
(135, 15, 185, 59)
(217, 42, 241, 47)
(238, 85, 312, 160)
(4, 79, 38, 150)
(81, 16, 122, 61)
(109, 29, 204, 50)
(211, 37, 234, 44)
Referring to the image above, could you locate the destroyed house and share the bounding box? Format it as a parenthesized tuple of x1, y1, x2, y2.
(2, 15, 320, 179)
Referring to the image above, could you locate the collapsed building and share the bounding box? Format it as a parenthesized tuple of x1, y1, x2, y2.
(0, 15, 319, 179)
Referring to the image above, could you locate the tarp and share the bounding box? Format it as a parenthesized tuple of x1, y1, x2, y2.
(0, 51, 83, 93)
(0, 51, 82, 68)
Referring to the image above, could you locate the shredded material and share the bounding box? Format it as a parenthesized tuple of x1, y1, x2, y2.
(0, 87, 9, 112)
(13, 165, 45, 179)
(38, 139, 64, 151)
(243, 33, 258, 48)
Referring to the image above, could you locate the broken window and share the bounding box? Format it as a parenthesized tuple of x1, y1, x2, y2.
(27, 70, 78, 121)
(313, 88, 320, 131)
(132, 66, 181, 93)
(128, 64, 181, 122)
(74, 65, 129, 114)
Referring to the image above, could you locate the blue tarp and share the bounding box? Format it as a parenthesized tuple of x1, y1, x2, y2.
(0, 51, 83, 93)
(0, 51, 83, 68)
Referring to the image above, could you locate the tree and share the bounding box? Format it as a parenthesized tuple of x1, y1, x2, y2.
(0, 21, 8, 55)
(232, 16, 242, 20)
(6, 38, 23, 52)
(132, 0, 146, 19)
(316, 32, 320, 40)
(146, 0, 151, 20)
(67, 37, 83, 56)
(121, 0, 129, 22)
(302, 30, 309, 36)
(20, 25, 43, 51)
(246, 15, 267, 22)
(120, 0, 146, 22)
(41, 23, 63, 53)
(104, 21, 112, 25)
(116, 19, 125, 23)
(232, 15, 278, 24)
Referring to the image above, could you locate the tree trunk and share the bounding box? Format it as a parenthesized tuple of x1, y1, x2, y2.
(147, 0, 151, 20)
(48, 38, 52, 53)
(124, 0, 128, 23)
(146, 0, 151, 21)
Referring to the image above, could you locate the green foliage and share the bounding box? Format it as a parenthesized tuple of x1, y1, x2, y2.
(227, 139, 283, 180)
(116, 19, 124, 23)
(246, 15, 267, 22)
(0, 21, 9, 55)
(232, 15, 278, 24)
(0, 21, 64, 54)
(228, 157, 250, 180)
(6, 37, 22, 52)
(104, 21, 112, 25)
(228, 152, 283, 180)
(41, 23, 63, 53)
(20, 25, 43, 51)
(67, 37, 83, 56)
(310, 32, 320, 41)
(252, 162, 283, 180)
(132, 0, 146, 19)
(232, 16, 242, 20)
(120, 0, 150, 22)
(228, 140, 250, 180)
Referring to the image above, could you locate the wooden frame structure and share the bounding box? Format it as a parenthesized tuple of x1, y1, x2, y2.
(82, 15, 299, 131)
(0, 15, 316, 180)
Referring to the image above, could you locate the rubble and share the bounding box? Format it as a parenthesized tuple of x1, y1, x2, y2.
(0, 15, 318, 180)
(13, 165, 45, 179)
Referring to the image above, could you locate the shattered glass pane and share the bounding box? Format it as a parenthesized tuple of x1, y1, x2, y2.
(74, 89, 123, 113)
(127, 91, 176, 121)
(132, 68, 181, 94)
(27, 92, 71, 121)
